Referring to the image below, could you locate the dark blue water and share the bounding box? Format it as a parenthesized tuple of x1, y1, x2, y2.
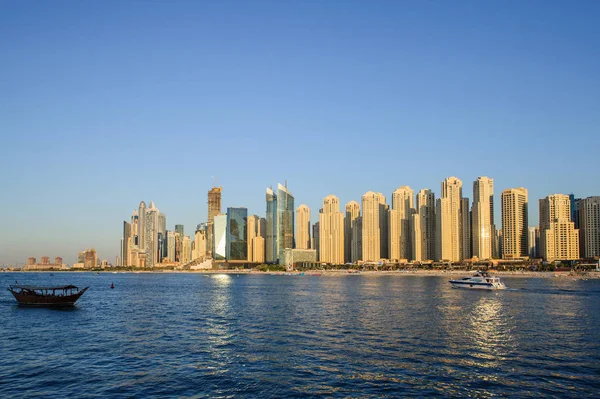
(1, 272, 599, 398)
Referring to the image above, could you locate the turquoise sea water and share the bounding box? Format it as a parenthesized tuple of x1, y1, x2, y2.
(1, 272, 599, 398)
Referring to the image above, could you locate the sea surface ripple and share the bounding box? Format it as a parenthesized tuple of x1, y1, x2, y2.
(1, 272, 599, 398)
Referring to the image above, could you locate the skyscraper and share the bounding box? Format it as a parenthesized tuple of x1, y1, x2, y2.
(501, 188, 529, 259)
(416, 189, 436, 261)
(313, 222, 320, 261)
(276, 183, 295, 261)
(213, 214, 227, 260)
(248, 216, 266, 263)
(208, 187, 222, 221)
(157, 212, 167, 263)
(576, 196, 600, 258)
(472, 177, 494, 260)
(226, 207, 248, 261)
(344, 201, 360, 263)
(158, 213, 167, 236)
(351, 216, 362, 263)
(167, 231, 176, 261)
(460, 197, 471, 260)
(157, 232, 166, 263)
(436, 177, 463, 262)
(362, 191, 386, 262)
(138, 201, 147, 252)
(539, 194, 579, 261)
(296, 204, 311, 250)
(144, 202, 160, 267)
(389, 186, 414, 261)
(247, 215, 258, 262)
(207, 187, 222, 258)
(266, 187, 277, 263)
(380, 197, 389, 260)
(411, 212, 422, 262)
(319, 195, 344, 264)
(175, 224, 184, 239)
(181, 236, 192, 264)
(528, 227, 539, 258)
(122, 221, 131, 267)
(193, 224, 207, 261)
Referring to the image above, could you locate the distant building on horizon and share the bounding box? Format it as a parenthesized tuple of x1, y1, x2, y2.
(24, 255, 66, 271)
(83, 249, 98, 269)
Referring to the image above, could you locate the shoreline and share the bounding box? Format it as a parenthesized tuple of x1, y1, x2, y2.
(3, 269, 599, 279)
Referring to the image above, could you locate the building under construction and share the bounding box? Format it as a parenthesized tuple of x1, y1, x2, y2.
(207, 187, 222, 258)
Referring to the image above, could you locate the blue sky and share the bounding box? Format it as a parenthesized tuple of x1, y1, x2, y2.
(1, 1, 599, 264)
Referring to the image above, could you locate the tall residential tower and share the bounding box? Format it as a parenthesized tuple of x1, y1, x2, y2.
(576, 196, 600, 258)
(501, 188, 529, 259)
(472, 177, 494, 260)
(362, 191, 386, 262)
(436, 177, 463, 262)
(319, 195, 344, 264)
(539, 194, 579, 261)
(296, 204, 311, 250)
(389, 186, 414, 261)
(344, 201, 360, 263)
(416, 189, 436, 261)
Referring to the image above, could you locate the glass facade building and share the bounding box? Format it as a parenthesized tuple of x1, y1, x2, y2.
(157, 232, 165, 263)
(266, 188, 277, 263)
(226, 207, 248, 261)
(277, 183, 295, 261)
(213, 215, 227, 260)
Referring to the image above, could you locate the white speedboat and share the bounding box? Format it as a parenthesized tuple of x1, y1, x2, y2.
(449, 271, 506, 290)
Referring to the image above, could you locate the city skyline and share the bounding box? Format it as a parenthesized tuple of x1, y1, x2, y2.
(2, 1, 600, 264)
(3, 177, 599, 265)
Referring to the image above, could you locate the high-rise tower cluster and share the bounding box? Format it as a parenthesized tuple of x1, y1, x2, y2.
(120, 175, 596, 267)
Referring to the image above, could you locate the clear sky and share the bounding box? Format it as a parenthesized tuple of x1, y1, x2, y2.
(1, 1, 599, 265)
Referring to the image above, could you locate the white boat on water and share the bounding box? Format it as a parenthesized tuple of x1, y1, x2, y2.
(449, 271, 506, 290)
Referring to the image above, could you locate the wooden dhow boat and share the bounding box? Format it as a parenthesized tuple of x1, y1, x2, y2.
(8, 284, 89, 306)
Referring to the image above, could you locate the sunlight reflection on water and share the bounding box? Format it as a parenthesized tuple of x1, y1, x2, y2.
(0, 273, 599, 398)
